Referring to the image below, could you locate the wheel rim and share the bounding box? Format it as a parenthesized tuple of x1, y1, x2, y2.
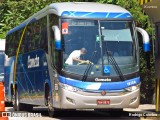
(13, 90, 19, 111)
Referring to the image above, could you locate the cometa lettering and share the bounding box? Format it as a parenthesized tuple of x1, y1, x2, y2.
(95, 78, 111, 82)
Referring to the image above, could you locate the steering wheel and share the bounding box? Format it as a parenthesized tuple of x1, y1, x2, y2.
(77, 61, 87, 65)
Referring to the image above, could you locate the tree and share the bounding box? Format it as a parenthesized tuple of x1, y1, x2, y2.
(0, 0, 63, 38)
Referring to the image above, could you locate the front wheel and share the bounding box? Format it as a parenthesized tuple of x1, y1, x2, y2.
(47, 93, 58, 117)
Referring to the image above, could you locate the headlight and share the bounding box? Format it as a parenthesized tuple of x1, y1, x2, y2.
(61, 83, 80, 92)
(125, 84, 140, 92)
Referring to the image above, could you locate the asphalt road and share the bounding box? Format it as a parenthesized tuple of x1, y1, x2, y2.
(4, 105, 159, 120)
(5, 107, 138, 120)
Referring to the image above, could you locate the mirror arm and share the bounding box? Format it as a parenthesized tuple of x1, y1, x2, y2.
(136, 27, 150, 52)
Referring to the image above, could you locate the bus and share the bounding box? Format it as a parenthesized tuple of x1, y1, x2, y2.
(0, 39, 5, 83)
(5, 2, 150, 116)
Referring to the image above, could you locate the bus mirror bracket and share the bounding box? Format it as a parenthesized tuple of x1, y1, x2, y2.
(136, 27, 150, 52)
(52, 26, 61, 50)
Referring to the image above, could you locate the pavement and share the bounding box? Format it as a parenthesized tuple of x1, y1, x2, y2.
(124, 104, 160, 120)
(3, 104, 160, 120)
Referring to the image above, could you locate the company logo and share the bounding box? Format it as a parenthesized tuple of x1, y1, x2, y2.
(95, 78, 111, 82)
(101, 91, 106, 96)
(28, 55, 39, 68)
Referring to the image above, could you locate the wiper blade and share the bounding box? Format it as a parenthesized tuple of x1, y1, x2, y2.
(107, 51, 125, 81)
(82, 51, 97, 82)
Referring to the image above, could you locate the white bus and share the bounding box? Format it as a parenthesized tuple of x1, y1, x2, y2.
(5, 2, 149, 116)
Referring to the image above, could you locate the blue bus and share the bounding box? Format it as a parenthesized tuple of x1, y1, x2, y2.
(5, 2, 150, 116)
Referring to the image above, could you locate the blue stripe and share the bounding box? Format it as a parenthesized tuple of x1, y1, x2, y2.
(61, 11, 132, 19)
(143, 43, 150, 52)
(7, 18, 36, 35)
(55, 41, 62, 50)
(59, 76, 140, 90)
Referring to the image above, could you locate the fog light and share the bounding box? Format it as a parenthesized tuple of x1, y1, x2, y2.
(130, 97, 137, 104)
(66, 97, 76, 105)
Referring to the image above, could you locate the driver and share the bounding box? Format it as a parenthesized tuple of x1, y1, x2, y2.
(65, 48, 90, 65)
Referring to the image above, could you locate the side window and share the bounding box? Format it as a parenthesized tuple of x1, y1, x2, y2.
(40, 17, 48, 52)
(24, 26, 32, 52)
(34, 24, 41, 49)
(6, 17, 48, 55)
(12, 32, 17, 55)
(9, 34, 14, 56)
(22, 16, 47, 53)
(30, 22, 41, 50)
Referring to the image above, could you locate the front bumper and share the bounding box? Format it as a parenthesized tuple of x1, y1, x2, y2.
(60, 87, 140, 109)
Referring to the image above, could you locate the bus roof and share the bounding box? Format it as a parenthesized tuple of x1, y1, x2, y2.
(7, 2, 132, 35)
(49, 2, 132, 17)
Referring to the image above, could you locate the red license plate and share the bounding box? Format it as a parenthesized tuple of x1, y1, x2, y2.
(97, 100, 110, 105)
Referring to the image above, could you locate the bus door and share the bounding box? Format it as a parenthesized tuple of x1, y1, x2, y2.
(49, 20, 60, 105)
(155, 23, 160, 112)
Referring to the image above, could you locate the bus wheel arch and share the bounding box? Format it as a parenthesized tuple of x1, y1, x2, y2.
(44, 81, 57, 117)
(10, 84, 14, 101)
(44, 83, 50, 106)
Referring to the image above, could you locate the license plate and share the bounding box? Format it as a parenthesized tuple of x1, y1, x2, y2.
(97, 100, 110, 105)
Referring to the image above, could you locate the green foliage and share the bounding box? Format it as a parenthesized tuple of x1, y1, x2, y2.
(0, 0, 152, 38)
(0, 0, 65, 38)
(139, 48, 155, 103)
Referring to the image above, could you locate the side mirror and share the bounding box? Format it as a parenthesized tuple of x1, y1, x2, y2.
(136, 27, 150, 52)
(52, 26, 61, 50)
(136, 27, 150, 69)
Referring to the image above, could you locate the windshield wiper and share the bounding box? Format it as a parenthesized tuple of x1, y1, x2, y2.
(82, 51, 97, 82)
(106, 51, 125, 81)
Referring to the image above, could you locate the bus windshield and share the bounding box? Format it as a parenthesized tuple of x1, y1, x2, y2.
(62, 19, 138, 77)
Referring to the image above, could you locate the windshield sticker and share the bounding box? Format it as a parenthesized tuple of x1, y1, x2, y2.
(103, 66, 110, 75)
(62, 22, 68, 34)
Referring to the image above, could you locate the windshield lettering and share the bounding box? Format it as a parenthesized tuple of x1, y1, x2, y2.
(95, 78, 111, 82)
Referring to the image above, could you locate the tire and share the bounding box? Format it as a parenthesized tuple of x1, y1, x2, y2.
(48, 107, 56, 118)
(47, 93, 57, 117)
(13, 89, 23, 111)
